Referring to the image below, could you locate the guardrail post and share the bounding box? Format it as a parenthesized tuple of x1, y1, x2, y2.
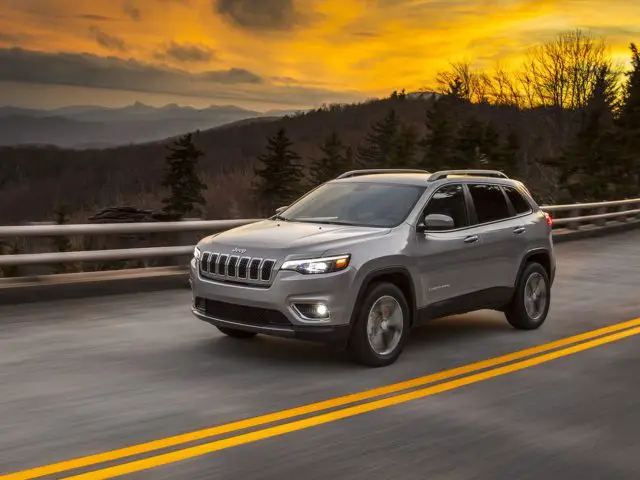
(567, 208, 581, 230)
(173, 218, 201, 268)
(617, 204, 630, 223)
(595, 206, 608, 227)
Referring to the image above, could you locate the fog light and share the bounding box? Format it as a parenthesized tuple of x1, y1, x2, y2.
(293, 302, 330, 320)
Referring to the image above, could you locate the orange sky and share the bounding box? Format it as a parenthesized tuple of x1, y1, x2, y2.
(0, 0, 638, 110)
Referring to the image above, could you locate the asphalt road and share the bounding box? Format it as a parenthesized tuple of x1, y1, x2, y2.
(1, 230, 639, 479)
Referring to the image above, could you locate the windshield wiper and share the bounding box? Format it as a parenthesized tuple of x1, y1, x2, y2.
(294, 218, 355, 226)
(272, 214, 290, 222)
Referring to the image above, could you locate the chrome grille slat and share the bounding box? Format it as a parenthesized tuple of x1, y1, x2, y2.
(199, 251, 276, 285)
(208, 253, 218, 274)
(228, 256, 239, 277)
(238, 257, 250, 279)
(261, 260, 276, 281)
(218, 254, 229, 276)
(249, 258, 262, 280)
(201, 252, 211, 273)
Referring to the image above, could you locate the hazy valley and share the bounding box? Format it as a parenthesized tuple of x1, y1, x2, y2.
(0, 102, 299, 148)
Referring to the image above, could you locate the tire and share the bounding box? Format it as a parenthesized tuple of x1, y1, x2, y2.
(505, 262, 551, 330)
(216, 326, 258, 339)
(347, 282, 410, 367)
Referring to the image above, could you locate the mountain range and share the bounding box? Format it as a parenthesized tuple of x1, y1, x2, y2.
(0, 102, 300, 148)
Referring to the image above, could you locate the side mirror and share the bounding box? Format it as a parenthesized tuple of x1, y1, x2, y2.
(275, 205, 288, 215)
(417, 213, 455, 232)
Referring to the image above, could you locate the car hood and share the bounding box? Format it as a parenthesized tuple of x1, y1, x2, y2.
(199, 219, 390, 257)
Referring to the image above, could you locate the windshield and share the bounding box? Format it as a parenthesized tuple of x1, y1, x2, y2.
(278, 182, 426, 228)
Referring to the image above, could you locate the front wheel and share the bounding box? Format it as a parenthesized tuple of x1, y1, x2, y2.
(347, 282, 410, 367)
(216, 326, 258, 339)
(505, 262, 551, 330)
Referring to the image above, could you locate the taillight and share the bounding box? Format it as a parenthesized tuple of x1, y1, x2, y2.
(544, 212, 553, 227)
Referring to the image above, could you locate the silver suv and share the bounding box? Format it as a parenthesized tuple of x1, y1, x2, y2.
(190, 169, 556, 366)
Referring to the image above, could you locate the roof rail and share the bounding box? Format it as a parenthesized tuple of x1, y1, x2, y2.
(427, 169, 509, 181)
(336, 169, 430, 180)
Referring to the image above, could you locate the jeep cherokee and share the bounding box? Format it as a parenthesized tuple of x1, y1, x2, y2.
(190, 169, 556, 367)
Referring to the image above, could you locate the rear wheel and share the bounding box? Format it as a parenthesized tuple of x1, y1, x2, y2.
(505, 262, 550, 330)
(347, 282, 410, 367)
(216, 326, 258, 339)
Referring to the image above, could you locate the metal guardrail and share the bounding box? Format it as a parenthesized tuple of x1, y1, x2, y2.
(0, 198, 638, 269)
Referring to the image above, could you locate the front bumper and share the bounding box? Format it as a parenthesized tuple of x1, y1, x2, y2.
(189, 257, 357, 343)
(191, 307, 350, 345)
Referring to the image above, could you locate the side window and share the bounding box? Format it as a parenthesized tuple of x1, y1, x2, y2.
(468, 183, 511, 224)
(503, 186, 532, 215)
(422, 184, 468, 229)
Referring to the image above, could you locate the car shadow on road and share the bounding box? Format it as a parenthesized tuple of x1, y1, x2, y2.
(409, 311, 514, 345)
(194, 310, 515, 371)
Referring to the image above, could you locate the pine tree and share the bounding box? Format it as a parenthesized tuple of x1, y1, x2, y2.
(545, 65, 620, 200)
(309, 132, 348, 186)
(356, 109, 399, 168)
(455, 116, 485, 168)
(391, 124, 419, 168)
(345, 145, 355, 170)
(492, 130, 521, 178)
(420, 98, 458, 171)
(252, 127, 304, 214)
(616, 43, 640, 196)
(161, 132, 207, 219)
(50, 205, 73, 274)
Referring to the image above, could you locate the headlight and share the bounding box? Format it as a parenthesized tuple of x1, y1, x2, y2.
(193, 246, 202, 261)
(281, 255, 350, 275)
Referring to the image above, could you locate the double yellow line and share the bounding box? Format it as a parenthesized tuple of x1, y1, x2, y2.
(4, 317, 640, 480)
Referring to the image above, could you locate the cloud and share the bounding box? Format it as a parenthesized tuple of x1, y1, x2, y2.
(123, 0, 142, 21)
(78, 14, 116, 21)
(270, 76, 302, 84)
(200, 68, 262, 83)
(0, 33, 21, 45)
(213, 0, 308, 31)
(155, 41, 216, 63)
(0, 47, 361, 107)
(0, 48, 261, 89)
(89, 26, 127, 52)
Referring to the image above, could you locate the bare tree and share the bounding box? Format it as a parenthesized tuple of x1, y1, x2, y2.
(489, 63, 525, 107)
(435, 61, 492, 103)
(520, 29, 618, 110)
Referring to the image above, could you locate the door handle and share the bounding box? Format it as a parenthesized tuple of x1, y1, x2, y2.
(513, 226, 526, 235)
(464, 235, 479, 244)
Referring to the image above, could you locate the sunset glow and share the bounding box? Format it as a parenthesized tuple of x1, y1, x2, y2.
(0, 0, 638, 109)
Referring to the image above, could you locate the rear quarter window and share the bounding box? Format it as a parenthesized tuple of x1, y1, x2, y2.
(503, 185, 532, 214)
(468, 183, 511, 223)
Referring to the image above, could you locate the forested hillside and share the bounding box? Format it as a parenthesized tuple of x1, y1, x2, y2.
(0, 30, 638, 225)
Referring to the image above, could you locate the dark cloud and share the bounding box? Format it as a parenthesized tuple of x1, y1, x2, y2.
(213, 0, 307, 31)
(155, 41, 216, 63)
(78, 14, 117, 21)
(200, 68, 262, 83)
(0, 47, 362, 107)
(353, 31, 381, 38)
(271, 76, 301, 84)
(89, 26, 127, 52)
(123, 1, 142, 21)
(0, 33, 20, 45)
(0, 47, 261, 93)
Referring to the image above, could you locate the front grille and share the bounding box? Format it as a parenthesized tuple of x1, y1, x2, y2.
(195, 298, 291, 327)
(199, 251, 277, 285)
